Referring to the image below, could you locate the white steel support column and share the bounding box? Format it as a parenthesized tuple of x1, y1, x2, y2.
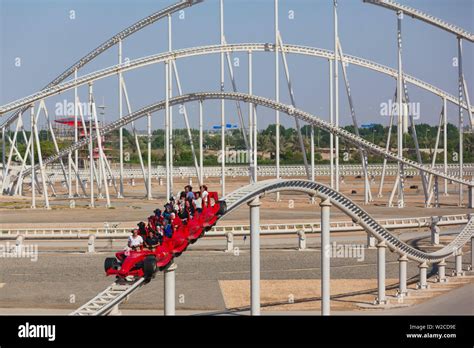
(417, 262, 428, 289)
(398, 255, 408, 298)
(329, 60, 334, 189)
(92, 100, 111, 208)
(118, 39, 124, 198)
(168, 14, 174, 196)
(74, 69, 79, 197)
(311, 126, 315, 183)
(320, 198, 331, 315)
(249, 197, 261, 316)
(30, 106, 36, 209)
(457, 37, 464, 206)
(88, 84, 95, 208)
(249, 50, 256, 184)
(1, 127, 5, 182)
(147, 112, 152, 200)
(275, 0, 280, 201)
(396, 10, 405, 208)
(437, 260, 447, 283)
(333, 0, 340, 192)
(376, 241, 387, 305)
(199, 100, 204, 181)
(443, 97, 448, 195)
(455, 250, 464, 276)
(164, 262, 176, 316)
(33, 106, 50, 209)
(220, 0, 225, 197)
(471, 236, 474, 270)
(165, 61, 171, 200)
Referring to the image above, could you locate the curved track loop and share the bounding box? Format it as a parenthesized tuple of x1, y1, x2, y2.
(71, 178, 473, 316)
(20, 92, 473, 188)
(0, 0, 203, 128)
(222, 179, 474, 263)
(1, 43, 473, 115)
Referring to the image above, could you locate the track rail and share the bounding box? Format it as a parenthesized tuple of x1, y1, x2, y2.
(0, 0, 203, 129)
(2, 43, 473, 115)
(70, 278, 145, 316)
(364, 0, 474, 42)
(18, 92, 473, 188)
(222, 179, 474, 263)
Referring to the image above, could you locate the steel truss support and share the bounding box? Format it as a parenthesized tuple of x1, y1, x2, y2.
(249, 197, 261, 315)
(275, 0, 281, 201)
(121, 78, 149, 198)
(334, 0, 340, 192)
(277, 32, 310, 180)
(378, 90, 397, 198)
(220, 0, 226, 197)
(118, 40, 124, 198)
(171, 60, 202, 185)
(457, 37, 464, 206)
(320, 198, 331, 315)
(337, 39, 372, 204)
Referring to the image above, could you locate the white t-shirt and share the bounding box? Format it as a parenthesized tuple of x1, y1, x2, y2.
(193, 197, 202, 209)
(201, 190, 209, 203)
(128, 235, 143, 247)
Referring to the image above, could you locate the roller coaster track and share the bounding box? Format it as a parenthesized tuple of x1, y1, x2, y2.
(364, 0, 474, 42)
(222, 179, 474, 263)
(0, 0, 203, 129)
(70, 178, 473, 315)
(1, 43, 474, 116)
(18, 92, 474, 189)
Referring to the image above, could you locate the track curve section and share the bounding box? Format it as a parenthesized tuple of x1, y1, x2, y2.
(2, 43, 473, 115)
(18, 92, 473, 188)
(0, 0, 203, 128)
(222, 179, 474, 263)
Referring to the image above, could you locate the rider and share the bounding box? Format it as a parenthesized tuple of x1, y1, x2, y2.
(144, 230, 160, 250)
(127, 228, 144, 251)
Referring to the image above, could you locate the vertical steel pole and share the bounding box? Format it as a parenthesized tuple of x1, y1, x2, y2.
(199, 100, 204, 181)
(164, 262, 177, 316)
(443, 97, 448, 195)
(249, 197, 261, 315)
(249, 50, 255, 184)
(457, 37, 464, 206)
(320, 198, 331, 315)
(147, 112, 152, 200)
(118, 39, 124, 198)
(1, 127, 5, 181)
(437, 259, 447, 283)
(329, 60, 334, 188)
(376, 241, 387, 304)
(398, 255, 408, 297)
(30, 105, 36, 209)
(275, 0, 280, 201)
(165, 61, 171, 200)
(397, 10, 405, 208)
(74, 69, 79, 196)
(418, 262, 428, 289)
(220, 0, 225, 197)
(89, 84, 94, 208)
(168, 14, 174, 196)
(333, 0, 339, 192)
(311, 126, 315, 183)
(455, 250, 463, 276)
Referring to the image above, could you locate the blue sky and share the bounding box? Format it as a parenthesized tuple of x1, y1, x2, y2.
(0, 0, 472, 131)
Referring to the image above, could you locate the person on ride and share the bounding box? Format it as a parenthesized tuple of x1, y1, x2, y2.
(185, 185, 195, 200)
(200, 185, 209, 207)
(163, 220, 173, 238)
(163, 203, 173, 220)
(137, 221, 147, 237)
(127, 229, 143, 251)
(185, 199, 195, 219)
(178, 203, 189, 225)
(147, 216, 158, 234)
(193, 191, 202, 214)
(144, 230, 160, 250)
(153, 208, 163, 224)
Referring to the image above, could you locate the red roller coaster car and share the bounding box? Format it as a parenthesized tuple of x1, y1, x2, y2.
(104, 192, 226, 282)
